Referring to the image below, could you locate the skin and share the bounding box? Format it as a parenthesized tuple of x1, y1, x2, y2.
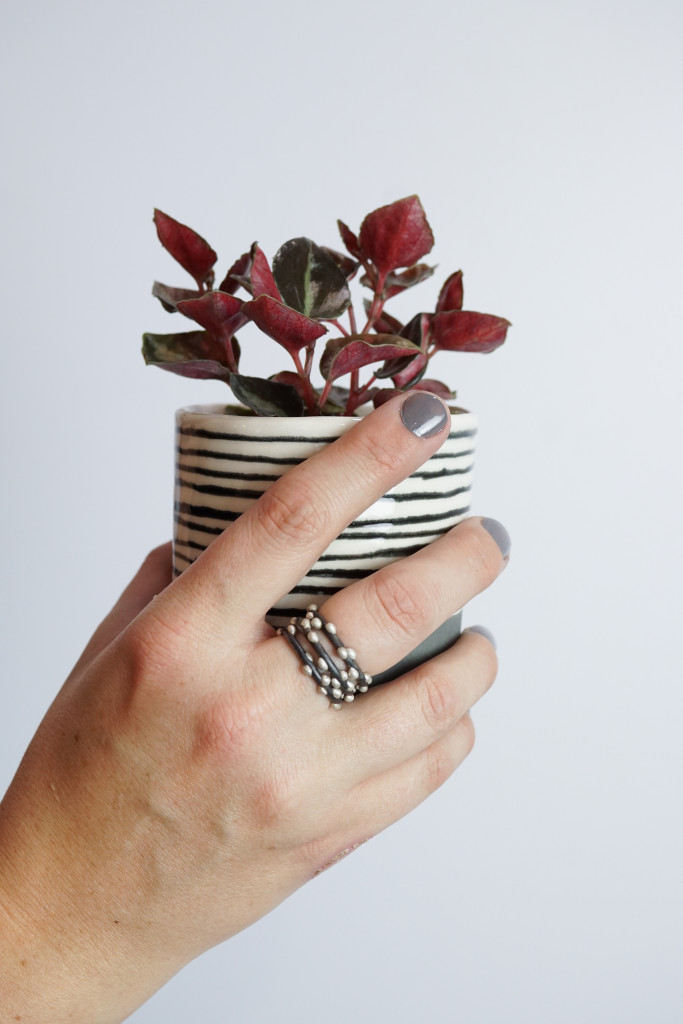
(0, 395, 505, 1022)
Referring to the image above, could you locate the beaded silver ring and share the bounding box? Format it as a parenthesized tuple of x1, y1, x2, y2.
(277, 604, 373, 709)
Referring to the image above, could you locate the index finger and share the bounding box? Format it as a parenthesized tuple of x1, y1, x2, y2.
(163, 392, 452, 640)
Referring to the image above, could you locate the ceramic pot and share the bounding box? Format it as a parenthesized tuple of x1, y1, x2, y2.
(174, 404, 477, 683)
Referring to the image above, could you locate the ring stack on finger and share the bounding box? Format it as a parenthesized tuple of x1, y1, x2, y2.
(278, 604, 373, 709)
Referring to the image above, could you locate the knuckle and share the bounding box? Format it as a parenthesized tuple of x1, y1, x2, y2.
(255, 479, 329, 546)
(423, 742, 457, 792)
(142, 542, 171, 569)
(459, 713, 476, 756)
(480, 643, 499, 687)
(350, 427, 402, 480)
(249, 763, 304, 833)
(465, 631, 499, 690)
(364, 569, 431, 641)
(417, 668, 462, 735)
(465, 524, 504, 587)
(193, 694, 264, 765)
(125, 612, 185, 681)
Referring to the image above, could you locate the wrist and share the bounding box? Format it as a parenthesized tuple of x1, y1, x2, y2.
(0, 780, 160, 1024)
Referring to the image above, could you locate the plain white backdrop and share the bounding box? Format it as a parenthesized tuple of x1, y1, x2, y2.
(1, 0, 682, 1020)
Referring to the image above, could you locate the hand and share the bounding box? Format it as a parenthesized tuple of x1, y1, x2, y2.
(0, 393, 508, 1023)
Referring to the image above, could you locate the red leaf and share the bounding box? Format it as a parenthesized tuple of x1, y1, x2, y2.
(250, 243, 282, 300)
(375, 310, 404, 334)
(319, 334, 421, 382)
(391, 350, 428, 389)
(219, 251, 252, 294)
(436, 271, 464, 312)
(176, 291, 247, 338)
(270, 370, 307, 393)
(153, 209, 217, 289)
(411, 379, 454, 400)
(320, 246, 360, 281)
(358, 196, 435, 275)
(338, 219, 363, 260)
(372, 389, 403, 408)
(176, 292, 247, 372)
(243, 294, 327, 356)
(364, 298, 403, 335)
(431, 310, 511, 353)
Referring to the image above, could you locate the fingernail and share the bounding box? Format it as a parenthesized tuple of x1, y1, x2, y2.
(400, 392, 449, 438)
(480, 517, 511, 560)
(465, 625, 497, 650)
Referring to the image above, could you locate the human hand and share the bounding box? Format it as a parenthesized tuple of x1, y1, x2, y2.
(0, 393, 508, 1023)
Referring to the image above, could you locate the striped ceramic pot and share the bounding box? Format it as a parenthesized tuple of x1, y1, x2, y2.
(174, 403, 477, 683)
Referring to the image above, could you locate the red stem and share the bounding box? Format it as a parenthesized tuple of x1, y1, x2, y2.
(346, 373, 377, 415)
(345, 371, 360, 415)
(361, 272, 387, 334)
(225, 336, 239, 374)
(318, 378, 333, 410)
(326, 319, 349, 337)
(293, 350, 320, 415)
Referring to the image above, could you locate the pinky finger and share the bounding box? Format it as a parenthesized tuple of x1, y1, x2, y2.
(344, 713, 476, 842)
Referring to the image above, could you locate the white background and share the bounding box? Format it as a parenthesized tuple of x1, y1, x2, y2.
(1, 1, 682, 1021)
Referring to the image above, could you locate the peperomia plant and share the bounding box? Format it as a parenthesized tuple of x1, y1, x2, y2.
(143, 195, 510, 416)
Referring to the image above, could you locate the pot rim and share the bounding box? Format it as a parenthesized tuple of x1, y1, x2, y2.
(175, 402, 475, 427)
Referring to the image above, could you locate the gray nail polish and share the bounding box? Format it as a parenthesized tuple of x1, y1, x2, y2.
(481, 517, 511, 560)
(400, 392, 449, 438)
(465, 625, 497, 650)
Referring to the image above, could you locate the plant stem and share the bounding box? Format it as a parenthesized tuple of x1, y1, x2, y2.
(318, 379, 333, 410)
(293, 350, 320, 415)
(326, 319, 349, 336)
(225, 337, 239, 374)
(346, 373, 377, 415)
(360, 272, 387, 334)
(345, 370, 360, 415)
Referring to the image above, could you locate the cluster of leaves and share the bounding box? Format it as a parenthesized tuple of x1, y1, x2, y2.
(143, 196, 510, 416)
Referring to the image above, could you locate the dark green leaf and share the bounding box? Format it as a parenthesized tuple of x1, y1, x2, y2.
(272, 237, 351, 320)
(229, 374, 306, 417)
(384, 263, 436, 298)
(375, 350, 427, 387)
(399, 312, 432, 347)
(152, 281, 202, 312)
(142, 331, 232, 381)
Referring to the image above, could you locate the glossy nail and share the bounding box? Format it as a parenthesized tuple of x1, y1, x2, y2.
(480, 517, 511, 560)
(400, 392, 449, 438)
(464, 625, 497, 650)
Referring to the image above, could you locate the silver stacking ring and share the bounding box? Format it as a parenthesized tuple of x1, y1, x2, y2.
(278, 604, 373, 709)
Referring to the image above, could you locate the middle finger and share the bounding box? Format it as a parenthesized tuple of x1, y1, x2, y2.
(318, 514, 509, 678)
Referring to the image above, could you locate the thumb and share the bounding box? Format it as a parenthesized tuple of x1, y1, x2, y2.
(71, 542, 173, 672)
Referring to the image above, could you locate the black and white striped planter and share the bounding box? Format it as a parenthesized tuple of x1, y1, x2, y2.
(174, 404, 477, 682)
